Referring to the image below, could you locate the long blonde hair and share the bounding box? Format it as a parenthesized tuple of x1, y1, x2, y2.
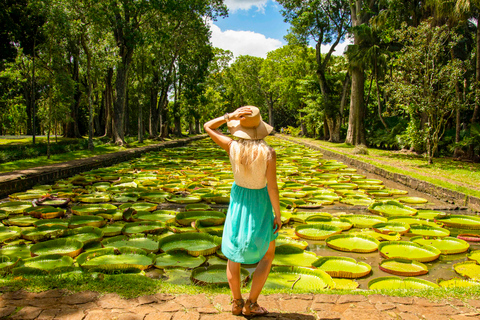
(230, 139, 272, 174)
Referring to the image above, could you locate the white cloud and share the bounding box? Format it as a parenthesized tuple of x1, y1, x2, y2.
(320, 37, 354, 56)
(224, 0, 269, 12)
(209, 22, 283, 59)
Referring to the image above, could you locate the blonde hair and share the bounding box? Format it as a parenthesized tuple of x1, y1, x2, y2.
(230, 139, 272, 174)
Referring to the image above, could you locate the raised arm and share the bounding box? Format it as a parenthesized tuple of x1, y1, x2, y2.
(203, 107, 252, 153)
(266, 148, 281, 233)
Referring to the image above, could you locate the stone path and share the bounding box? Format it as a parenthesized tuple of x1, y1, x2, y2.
(1, 290, 479, 320)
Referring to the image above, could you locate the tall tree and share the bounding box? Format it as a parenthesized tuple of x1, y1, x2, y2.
(279, 0, 350, 142)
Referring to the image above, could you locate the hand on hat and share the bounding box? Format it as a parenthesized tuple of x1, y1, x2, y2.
(229, 106, 252, 121)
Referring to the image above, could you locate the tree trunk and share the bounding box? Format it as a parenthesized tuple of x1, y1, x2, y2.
(113, 58, 129, 145)
(469, 13, 480, 159)
(149, 87, 158, 138)
(340, 72, 350, 118)
(346, 66, 366, 145)
(81, 34, 94, 151)
(267, 98, 274, 128)
(299, 111, 308, 137)
(104, 68, 114, 139)
(195, 117, 201, 134)
(326, 115, 341, 142)
(65, 55, 82, 138)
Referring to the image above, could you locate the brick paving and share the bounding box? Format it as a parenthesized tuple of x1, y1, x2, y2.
(0, 290, 479, 320)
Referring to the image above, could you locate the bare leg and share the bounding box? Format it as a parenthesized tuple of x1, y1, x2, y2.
(227, 259, 242, 300)
(248, 240, 275, 303)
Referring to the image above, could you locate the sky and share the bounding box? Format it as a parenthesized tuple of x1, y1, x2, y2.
(209, 0, 352, 59)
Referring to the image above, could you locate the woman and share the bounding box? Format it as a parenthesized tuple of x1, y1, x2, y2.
(204, 106, 282, 317)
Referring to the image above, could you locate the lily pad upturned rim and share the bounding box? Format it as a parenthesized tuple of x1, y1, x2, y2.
(411, 236, 469, 255)
(267, 266, 334, 290)
(30, 238, 84, 258)
(325, 234, 380, 253)
(368, 200, 417, 217)
(158, 232, 221, 257)
(76, 247, 154, 272)
(378, 241, 441, 262)
(434, 215, 480, 230)
(312, 256, 371, 278)
(368, 276, 439, 290)
(154, 251, 206, 269)
(378, 258, 428, 277)
(294, 223, 342, 240)
(175, 210, 226, 227)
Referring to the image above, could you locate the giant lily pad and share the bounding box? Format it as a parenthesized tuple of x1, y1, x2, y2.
(272, 245, 318, 267)
(372, 222, 410, 235)
(30, 238, 83, 258)
(378, 241, 440, 262)
(69, 215, 105, 229)
(275, 237, 308, 250)
(25, 206, 65, 219)
(407, 225, 450, 237)
(295, 223, 342, 240)
(102, 234, 160, 253)
(158, 233, 221, 256)
(263, 266, 333, 290)
(133, 210, 176, 223)
(122, 221, 166, 235)
(77, 247, 154, 272)
(155, 251, 206, 269)
(4, 215, 39, 227)
(21, 225, 66, 242)
(411, 236, 469, 254)
(0, 243, 32, 260)
(61, 227, 104, 244)
(305, 216, 353, 231)
(0, 255, 20, 271)
(395, 197, 428, 204)
(368, 277, 438, 290)
(312, 256, 371, 278)
(379, 258, 428, 276)
(167, 195, 202, 204)
(339, 214, 387, 228)
(0, 226, 21, 243)
(175, 211, 225, 226)
(119, 202, 157, 212)
(434, 214, 480, 230)
(467, 250, 480, 263)
(71, 204, 117, 215)
(191, 265, 249, 286)
(76, 193, 111, 203)
(19, 254, 74, 272)
(453, 261, 480, 280)
(326, 234, 379, 253)
(437, 278, 480, 288)
(0, 201, 33, 214)
(368, 201, 417, 217)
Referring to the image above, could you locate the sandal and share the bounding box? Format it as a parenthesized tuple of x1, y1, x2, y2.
(232, 298, 244, 316)
(243, 299, 268, 317)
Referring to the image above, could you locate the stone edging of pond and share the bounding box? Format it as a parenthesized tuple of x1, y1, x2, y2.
(0, 135, 208, 199)
(276, 134, 480, 213)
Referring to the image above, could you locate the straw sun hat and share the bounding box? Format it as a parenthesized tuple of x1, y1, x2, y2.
(227, 106, 273, 140)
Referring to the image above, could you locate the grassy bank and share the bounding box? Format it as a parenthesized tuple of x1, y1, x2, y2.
(283, 136, 480, 199)
(0, 136, 182, 174)
(1, 273, 478, 301)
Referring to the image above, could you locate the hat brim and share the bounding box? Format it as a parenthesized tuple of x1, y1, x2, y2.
(227, 120, 273, 140)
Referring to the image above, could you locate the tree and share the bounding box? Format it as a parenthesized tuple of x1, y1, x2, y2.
(387, 21, 463, 164)
(279, 0, 351, 142)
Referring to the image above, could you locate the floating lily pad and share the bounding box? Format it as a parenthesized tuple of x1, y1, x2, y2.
(4, 215, 39, 227)
(158, 233, 221, 256)
(264, 266, 333, 290)
(437, 278, 480, 288)
(61, 227, 104, 244)
(71, 204, 117, 215)
(0, 202, 32, 214)
(326, 234, 379, 253)
(378, 241, 440, 262)
(275, 237, 308, 250)
(21, 225, 66, 242)
(339, 214, 387, 228)
(139, 192, 170, 203)
(167, 195, 202, 204)
(34, 219, 69, 228)
(175, 211, 225, 226)
(305, 216, 353, 231)
(0, 227, 21, 244)
(434, 215, 480, 230)
(339, 198, 375, 206)
(20, 254, 74, 272)
(295, 223, 342, 240)
(312, 256, 371, 278)
(76, 193, 111, 203)
(122, 221, 166, 235)
(272, 245, 318, 267)
(185, 204, 212, 211)
(457, 234, 480, 242)
(30, 238, 83, 258)
(331, 278, 359, 290)
(453, 261, 480, 280)
(387, 216, 441, 228)
(119, 202, 158, 212)
(77, 247, 154, 272)
(368, 201, 417, 217)
(407, 225, 450, 237)
(379, 258, 428, 276)
(100, 223, 125, 237)
(133, 210, 176, 223)
(69, 215, 105, 229)
(25, 206, 65, 219)
(0, 243, 32, 260)
(372, 222, 410, 235)
(191, 264, 249, 286)
(102, 234, 160, 253)
(0, 255, 20, 271)
(415, 210, 443, 220)
(155, 251, 206, 269)
(368, 277, 438, 289)
(467, 250, 480, 263)
(411, 236, 469, 255)
(395, 197, 428, 204)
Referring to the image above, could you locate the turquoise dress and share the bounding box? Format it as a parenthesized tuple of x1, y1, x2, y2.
(221, 182, 278, 264)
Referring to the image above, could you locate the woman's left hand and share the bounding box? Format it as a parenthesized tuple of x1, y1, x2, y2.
(273, 215, 282, 234)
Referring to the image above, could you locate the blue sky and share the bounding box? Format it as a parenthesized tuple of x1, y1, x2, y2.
(209, 0, 350, 59)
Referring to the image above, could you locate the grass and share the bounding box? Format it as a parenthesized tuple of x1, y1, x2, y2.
(284, 135, 480, 199)
(1, 273, 479, 301)
(0, 136, 179, 174)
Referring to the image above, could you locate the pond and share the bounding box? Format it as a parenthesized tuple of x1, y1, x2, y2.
(0, 137, 479, 291)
